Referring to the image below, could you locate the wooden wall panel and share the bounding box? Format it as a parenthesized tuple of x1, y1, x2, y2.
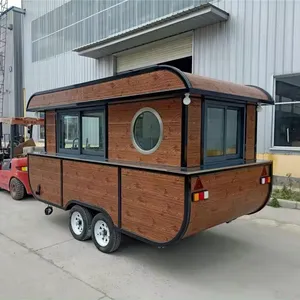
(28, 70, 185, 109)
(28, 155, 61, 205)
(184, 164, 270, 238)
(121, 169, 185, 243)
(246, 105, 256, 161)
(45, 111, 56, 154)
(62, 161, 118, 224)
(185, 73, 269, 101)
(109, 98, 182, 167)
(187, 98, 201, 167)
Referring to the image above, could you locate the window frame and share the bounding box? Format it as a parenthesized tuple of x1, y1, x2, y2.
(271, 73, 300, 151)
(81, 111, 105, 157)
(202, 100, 246, 167)
(38, 112, 45, 141)
(58, 111, 80, 155)
(57, 106, 106, 157)
(131, 107, 163, 155)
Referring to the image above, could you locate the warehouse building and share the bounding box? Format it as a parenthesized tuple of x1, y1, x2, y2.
(22, 0, 300, 183)
(0, 6, 24, 135)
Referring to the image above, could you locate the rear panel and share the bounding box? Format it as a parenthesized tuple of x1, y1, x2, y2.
(184, 162, 272, 238)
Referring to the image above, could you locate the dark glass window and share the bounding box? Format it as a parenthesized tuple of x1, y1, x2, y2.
(59, 114, 79, 151)
(226, 109, 239, 155)
(207, 107, 224, 157)
(274, 76, 300, 147)
(58, 109, 105, 156)
(132, 109, 162, 154)
(204, 102, 244, 166)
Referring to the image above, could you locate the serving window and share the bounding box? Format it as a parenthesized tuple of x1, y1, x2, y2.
(57, 108, 105, 157)
(203, 101, 245, 167)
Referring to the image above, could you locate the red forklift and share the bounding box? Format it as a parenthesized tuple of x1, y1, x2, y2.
(0, 117, 44, 200)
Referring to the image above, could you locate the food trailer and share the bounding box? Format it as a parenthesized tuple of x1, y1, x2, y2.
(26, 65, 273, 253)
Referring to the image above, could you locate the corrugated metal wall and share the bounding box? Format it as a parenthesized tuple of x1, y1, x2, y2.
(2, 10, 14, 119)
(23, 0, 209, 101)
(23, 0, 113, 104)
(30, 0, 209, 62)
(194, 0, 300, 154)
(23, 0, 300, 155)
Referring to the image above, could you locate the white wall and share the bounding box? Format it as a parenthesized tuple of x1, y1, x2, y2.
(2, 11, 14, 119)
(193, 0, 300, 154)
(23, 0, 114, 104)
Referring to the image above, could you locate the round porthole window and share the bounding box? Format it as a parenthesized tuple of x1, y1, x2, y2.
(131, 108, 163, 154)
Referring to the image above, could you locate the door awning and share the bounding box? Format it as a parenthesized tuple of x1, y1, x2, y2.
(73, 4, 229, 59)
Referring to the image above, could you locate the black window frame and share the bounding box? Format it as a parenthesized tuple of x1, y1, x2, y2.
(273, 75, 300, 149)
(57, 106, 106, 158)
(202, 100, 246, 168)
(81, 110, 105, 157)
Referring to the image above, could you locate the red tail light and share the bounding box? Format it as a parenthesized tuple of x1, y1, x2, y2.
(192, 177, 209, 202)
(192, 190, 209, 202)
(260, 166, 271, 185)
(260, 176, 271, 185)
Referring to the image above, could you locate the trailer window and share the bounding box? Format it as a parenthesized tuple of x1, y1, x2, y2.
(58, 109, 105, 157)
(59, 114, 79, 152)
(82, 112, 105, 155)
(131, 107, 163, 154)
(204, 102, 245, 166)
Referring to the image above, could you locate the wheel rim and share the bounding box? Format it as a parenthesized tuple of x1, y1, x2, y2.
(71, 211, 84, 235)
(94, 220, 110, 247)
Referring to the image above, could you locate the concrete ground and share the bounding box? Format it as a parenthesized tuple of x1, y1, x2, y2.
(0, 192, 300, 300)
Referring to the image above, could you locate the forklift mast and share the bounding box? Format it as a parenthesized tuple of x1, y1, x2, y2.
(0, 122, 2, 150)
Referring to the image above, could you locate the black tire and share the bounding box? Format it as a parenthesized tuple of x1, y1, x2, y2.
(69, 205, 93, 241)
(91, 213, 121, 254)
(10, 178, 25, 200)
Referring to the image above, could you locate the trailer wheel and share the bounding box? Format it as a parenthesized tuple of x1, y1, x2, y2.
(69, 205, 93, 241)
(10, 178, 25, 200)
(91, 213, 121, 254)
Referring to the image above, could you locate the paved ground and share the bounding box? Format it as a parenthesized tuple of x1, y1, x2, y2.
(0, 192, 300, 300)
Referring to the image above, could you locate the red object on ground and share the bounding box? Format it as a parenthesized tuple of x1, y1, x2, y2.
(0, 157, 31, 196)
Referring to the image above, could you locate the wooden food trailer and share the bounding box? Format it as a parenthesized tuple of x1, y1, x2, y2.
(27, 65, 274, 253)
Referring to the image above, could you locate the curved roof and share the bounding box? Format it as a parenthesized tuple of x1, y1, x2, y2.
(27, 65, 273, 112)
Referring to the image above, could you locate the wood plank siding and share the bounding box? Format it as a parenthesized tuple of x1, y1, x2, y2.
(62, 161, 119, 224)
(246, 105, 256, 161)
(28, 66, 271, 112)
(28, 155, 61, 206)
(28, 69, 186, 110)
(108, 98, 182, 167)
(184, 163, 270, 238)
(121, 169, 185, 243)
(185, 73, 269, 101)
(187, 98, 201, 167)
(45, 111, 56, 154)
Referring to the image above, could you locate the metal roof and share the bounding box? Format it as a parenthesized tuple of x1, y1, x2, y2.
(73, 3, 229, 59)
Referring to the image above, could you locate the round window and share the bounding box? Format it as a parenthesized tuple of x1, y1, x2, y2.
(131, 108, 163, 154)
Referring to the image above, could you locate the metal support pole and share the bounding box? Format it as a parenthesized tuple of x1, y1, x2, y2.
(10, 124, 15, 159)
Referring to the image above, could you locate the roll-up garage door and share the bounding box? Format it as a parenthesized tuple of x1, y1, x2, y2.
(116, 32, 192, 73)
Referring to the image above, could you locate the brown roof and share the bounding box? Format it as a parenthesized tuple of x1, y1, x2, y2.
(27, 65, 273, 111)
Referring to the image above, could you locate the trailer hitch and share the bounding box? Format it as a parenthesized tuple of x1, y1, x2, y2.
(45, 206, 53, 216)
